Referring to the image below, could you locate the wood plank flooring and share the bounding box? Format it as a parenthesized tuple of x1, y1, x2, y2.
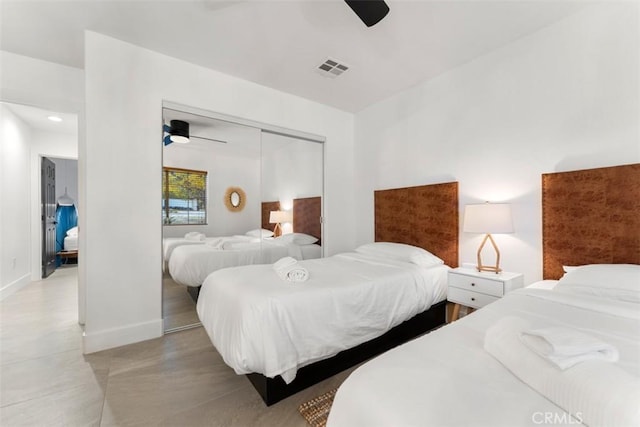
(0, 266, 353, 426)
(162, 272, 200, 331)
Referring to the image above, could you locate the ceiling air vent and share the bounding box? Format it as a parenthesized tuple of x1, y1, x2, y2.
(317, 58, 349, 78)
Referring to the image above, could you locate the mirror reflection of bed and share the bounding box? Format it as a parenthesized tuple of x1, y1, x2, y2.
(161, 104, 324, 332)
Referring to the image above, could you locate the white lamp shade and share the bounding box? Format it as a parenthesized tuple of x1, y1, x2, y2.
(463, 203, 513, 234)
(269, 210, 292, 223)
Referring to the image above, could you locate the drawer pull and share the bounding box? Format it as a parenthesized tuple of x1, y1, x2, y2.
(471, 297, 475, 301)
(471, 283, 475, 287)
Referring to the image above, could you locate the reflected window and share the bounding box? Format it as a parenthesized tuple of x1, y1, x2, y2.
(162, 167, 207, 225)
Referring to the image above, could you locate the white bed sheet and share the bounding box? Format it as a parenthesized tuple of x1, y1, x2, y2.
(168, 240, 320, 287)
(327, 287, 640, 427)
(196, 253, 449, 383)
(63, 235, 78, 251)
(527, 279, 559, 290)
(163, 235, 254, 263)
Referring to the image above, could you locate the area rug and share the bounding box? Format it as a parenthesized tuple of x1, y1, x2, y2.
(298, 388, 338, 427)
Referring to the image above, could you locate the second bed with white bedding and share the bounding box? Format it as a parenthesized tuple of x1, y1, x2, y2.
(327, 286, 640, 427)
(168, 239, 321, 287)
(196, 252, 449, 384)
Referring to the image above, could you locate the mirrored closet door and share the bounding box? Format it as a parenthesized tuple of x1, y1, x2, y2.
(161, 103, 324, 332)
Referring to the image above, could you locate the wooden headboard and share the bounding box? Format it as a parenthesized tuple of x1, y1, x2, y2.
(261, 197, 322, 243)
(542, 163, 640, 279)
(261, 201, 280, 232)
(374, 182, 459, 268)
(293, 196, 322, 244)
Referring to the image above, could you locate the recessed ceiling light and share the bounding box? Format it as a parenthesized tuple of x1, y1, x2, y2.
(48, 116, 63, 122)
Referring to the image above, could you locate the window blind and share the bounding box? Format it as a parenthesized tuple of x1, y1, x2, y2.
(162, 167, 207, 225)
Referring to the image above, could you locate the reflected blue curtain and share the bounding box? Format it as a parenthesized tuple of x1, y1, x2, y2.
(55, 204, 78, 266)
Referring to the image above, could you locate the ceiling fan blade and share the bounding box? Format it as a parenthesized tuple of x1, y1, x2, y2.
(344, 0, 389, 27)
(190, 135, 227, 144)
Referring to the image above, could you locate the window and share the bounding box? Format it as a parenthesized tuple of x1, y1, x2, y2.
(162, 167, 207, 225)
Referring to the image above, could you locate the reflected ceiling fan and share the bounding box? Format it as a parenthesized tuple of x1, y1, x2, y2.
(344, 0, 390, 27)
(163, 120, 227, 146)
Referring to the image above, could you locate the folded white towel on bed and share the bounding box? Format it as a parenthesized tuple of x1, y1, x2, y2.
(521, 326, 619, 370)
(485, 316, 639, 427)
(185, 232, 205, 241)
(273, 256, 309, 282)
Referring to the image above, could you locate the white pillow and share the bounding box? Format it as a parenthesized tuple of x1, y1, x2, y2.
(246, 228, 274, 238)
(66, 226, 78, 237)
(354, 242, 444, 267)
(275, 233, 318, 245)
(555, 264, 640, 303)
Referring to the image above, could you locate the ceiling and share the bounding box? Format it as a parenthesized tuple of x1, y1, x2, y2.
(1, 1, 590, 113)
(2, 102, 78, 135)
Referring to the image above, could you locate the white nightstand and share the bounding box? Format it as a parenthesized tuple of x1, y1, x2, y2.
(448, 267, 524, 321)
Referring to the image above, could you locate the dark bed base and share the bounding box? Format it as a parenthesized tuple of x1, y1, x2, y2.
(246, 299, 447, 406)
(186, 285, 201, 303)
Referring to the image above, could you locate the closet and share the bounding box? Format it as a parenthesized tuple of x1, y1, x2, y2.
(161, 102, 324, 332)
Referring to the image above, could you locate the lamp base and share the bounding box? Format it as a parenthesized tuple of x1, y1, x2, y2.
(476, 265, 502, 274)
(273, 223, 282, 238)
(476, 233, 502, 274)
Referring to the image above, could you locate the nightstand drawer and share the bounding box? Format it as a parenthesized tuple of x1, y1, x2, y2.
(447, 287, 499, 309)
(448, 273, 504, 297)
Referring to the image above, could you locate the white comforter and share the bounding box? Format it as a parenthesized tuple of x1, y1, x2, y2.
(162, 235, 253, 263)
(196, 253, 449, 383)
(168, 240, 319, 287)
(63, 235, 78, 251)
(327, 288, 640, 427)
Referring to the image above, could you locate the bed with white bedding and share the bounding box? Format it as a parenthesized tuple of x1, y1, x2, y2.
(162, 229, 272, 265)
(197, 250, 449, 384)
(168, 237, 321, 287)
(328, 275, 640, 427)
(328, 164, 640, 426)
(62, 226, 79, 251)
(193, 181, 460, 405)
(63, 235, 78, 251)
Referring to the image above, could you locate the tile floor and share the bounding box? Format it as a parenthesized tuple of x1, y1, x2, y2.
(0, 266, 353, 426)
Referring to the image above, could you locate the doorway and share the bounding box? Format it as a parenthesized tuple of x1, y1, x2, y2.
(0, 101, 78, 303)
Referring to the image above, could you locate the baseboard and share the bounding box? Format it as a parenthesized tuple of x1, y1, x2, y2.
(0, 273, 31, 301)
(82, 318, 163, 354)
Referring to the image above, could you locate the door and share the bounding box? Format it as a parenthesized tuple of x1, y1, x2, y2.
(41, 157, 57, 278)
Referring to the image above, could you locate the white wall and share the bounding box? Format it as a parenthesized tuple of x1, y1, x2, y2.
(52, 158, 78, 204)
(353, 3, 640, 285)
(162, 143, 262, 238)
(0, 105, 32, 299)
(262, 134, 324, 206)
(83, 32, 355, 352)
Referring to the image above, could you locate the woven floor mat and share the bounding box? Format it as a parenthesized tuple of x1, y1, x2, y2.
(298, 388, 338, 427)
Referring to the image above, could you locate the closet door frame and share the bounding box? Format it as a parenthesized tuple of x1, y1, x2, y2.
(161, 100, 325, 333)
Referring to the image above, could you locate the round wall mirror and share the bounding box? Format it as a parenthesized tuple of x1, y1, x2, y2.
(224, 187, 246, 212)
(230, 192, 240, 206)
